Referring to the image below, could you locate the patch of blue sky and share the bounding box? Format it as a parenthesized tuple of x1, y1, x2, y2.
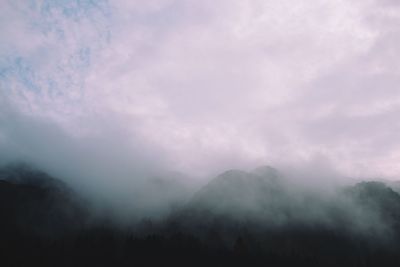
(1, 1, 111, 103)
(27, 0, 111, 39)
(0, 58, 12, 80)
(0, 48, 89, 102)
(38, 0, 110, 20)
(74, 47, 91, 69)
(46, 78, 61, 98)
(0, 57, 41, 95)
(15, 58, 41, 93)
(0, 64, 13, 95)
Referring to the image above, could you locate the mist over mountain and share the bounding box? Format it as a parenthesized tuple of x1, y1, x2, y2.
(2, 0, 400, 266)
(0, 163, 88, 238)
(2, 162, 400, 266)
(174, 166, 400, 240)
(188, 167, 287, 222)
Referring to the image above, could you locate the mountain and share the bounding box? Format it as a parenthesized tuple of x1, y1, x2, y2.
(2, 163, 400, 266)
(387, 180, 400, 194)
(344, 181, 400, 230)
(188, 167, 286, 220)
(0, 164, 87, 237)
(0, 162, 67, 190)
(172, 166, 400, 237)
(142, 171, 197, 212)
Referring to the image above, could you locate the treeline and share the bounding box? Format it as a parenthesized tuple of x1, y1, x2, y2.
(2, 164, 400, 266)
(1, 223, 400, 267)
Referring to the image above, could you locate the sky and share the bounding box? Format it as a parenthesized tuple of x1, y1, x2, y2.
(1, 0, 400, 185)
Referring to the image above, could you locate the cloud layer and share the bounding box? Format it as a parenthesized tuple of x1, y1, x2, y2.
(1, 0, 400, 183)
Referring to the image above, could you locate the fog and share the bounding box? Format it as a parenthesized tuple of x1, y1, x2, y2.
(1, 0, 400, 226)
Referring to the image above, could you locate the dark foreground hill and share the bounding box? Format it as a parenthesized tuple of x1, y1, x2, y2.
(1, 164, 400, 267)
(0, 164, 88, 237)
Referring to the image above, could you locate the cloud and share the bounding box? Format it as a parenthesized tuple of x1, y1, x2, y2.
(1, 0, 400, 188)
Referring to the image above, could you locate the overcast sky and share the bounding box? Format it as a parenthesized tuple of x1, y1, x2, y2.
(1, 0, 400, 181)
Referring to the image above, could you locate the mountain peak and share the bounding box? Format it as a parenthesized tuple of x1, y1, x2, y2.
(0, 162, 67, 190)
(251, 165, 280, 180)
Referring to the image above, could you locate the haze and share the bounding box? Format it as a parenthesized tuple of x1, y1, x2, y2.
(1, 0, 400, 204)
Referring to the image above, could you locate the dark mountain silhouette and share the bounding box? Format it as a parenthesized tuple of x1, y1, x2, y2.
(0, 163, 87, 238)
(0, 162, 67, 190)
(2, 163, 400, 266)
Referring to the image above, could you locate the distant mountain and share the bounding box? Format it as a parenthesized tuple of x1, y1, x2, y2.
(344, 181, 400, 230)
(147, 171, 196, 205)
(0, 164, 87, 237)
(387, 180, 400, 194)
(189, 167, 286, 220)
(169, 166, 400, 237)
(2, 163, 400, 266)
(0, 162, 68, 190)
(178, 166, 350, 233)
(251, 165, 281, 180)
